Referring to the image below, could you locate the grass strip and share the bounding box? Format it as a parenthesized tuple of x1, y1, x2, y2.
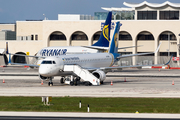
(0, 96, 180, 113)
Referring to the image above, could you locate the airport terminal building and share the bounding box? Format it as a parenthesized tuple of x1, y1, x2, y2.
(0, 1, 180, 66)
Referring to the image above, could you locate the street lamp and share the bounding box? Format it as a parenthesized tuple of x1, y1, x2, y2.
(43, 14, 47, 20)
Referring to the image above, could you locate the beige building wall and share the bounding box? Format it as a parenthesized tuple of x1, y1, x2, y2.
(0, 19, 178, 65)
(14, 20, 180, 56)
(0, 24, 15, 31)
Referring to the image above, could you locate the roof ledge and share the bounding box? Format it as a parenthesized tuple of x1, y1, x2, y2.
(123, 1, 180, 8)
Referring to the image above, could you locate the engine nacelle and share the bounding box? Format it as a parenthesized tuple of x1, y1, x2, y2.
(39, 75, 50, 81)
(92, 70, 106, 82)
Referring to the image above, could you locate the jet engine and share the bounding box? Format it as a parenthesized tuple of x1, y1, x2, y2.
(39, 75, 50, 81)
(92, 70, 106, 83)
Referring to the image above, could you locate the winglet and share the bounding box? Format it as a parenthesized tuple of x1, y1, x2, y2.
(154, 42, 162, 53)
(6, 42, 9, 54)
(8, 53, 11, 64)
(165, 54, 173, 65)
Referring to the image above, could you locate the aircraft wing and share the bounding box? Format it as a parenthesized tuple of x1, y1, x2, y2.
(118, 45, 143, 49)
(8, 53, 41, 67)
(82, 46, 108, 50)
(118, 42, 161, 58)
(86, 54, 172, 71)
(82, 45, 143, 51)
(10, 63, 39, 67)
(10, 53, 45, 58)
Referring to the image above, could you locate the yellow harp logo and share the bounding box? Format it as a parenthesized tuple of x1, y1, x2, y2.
(103, 24, 109, 41)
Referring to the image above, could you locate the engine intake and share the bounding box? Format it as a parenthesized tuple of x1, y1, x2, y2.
(92, 70, 106, 82)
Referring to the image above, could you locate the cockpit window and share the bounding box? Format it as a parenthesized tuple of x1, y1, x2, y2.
(41, 61, 52, 64)
(53, 61, 56, 64)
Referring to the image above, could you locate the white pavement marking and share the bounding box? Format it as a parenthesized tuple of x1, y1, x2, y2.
(0, 112, 180, 119)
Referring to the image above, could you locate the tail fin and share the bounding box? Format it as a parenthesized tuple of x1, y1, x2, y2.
(109, 22, 122, 54)
(92, 11, 112, 47)
(6, 42, 9, 54)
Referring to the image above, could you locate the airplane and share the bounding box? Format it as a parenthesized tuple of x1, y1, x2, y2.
(13, 21, 169, 86)
(7, 11, 141, 67)
(36, 11, 140, 58)
(36, 11, 112, 58)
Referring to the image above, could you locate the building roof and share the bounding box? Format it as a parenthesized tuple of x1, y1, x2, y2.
(101, 7, 135, 11)
(123, 1, 180, 8)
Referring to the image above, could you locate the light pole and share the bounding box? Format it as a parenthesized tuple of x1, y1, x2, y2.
(43, 14, 47, 20)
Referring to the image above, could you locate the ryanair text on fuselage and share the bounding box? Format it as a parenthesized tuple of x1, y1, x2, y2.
(40, 49, 67, 56)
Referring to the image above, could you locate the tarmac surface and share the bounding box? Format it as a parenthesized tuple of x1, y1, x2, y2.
(0, 66, 180, 98)
(1, 66, 180, 119)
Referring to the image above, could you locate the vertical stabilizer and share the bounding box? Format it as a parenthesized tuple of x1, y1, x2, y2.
(109, 22, 121, 54)
(92, 12, 112, 47)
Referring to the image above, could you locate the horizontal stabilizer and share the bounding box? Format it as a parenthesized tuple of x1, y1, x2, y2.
(118, 45, 143, 49)
(118, 43, 161, 58)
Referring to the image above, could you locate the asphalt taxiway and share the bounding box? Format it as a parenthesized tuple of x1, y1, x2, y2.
(1, 66, 180, 119)
(0, 66, 180, 98)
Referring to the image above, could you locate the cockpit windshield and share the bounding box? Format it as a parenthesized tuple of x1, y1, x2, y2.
(41, 60, 56, 64)
(41, 61, 52, 64)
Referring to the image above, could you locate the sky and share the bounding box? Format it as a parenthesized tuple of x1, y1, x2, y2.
(0, 0, 179, 23)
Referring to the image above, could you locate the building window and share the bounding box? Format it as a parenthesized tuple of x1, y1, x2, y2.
(50, 32, 66, 41)
(119, 35, 132, 40)
(71, 31, 88, 40)
(31, 35, 34, 40)
(137, 34, 154, 40)
(72, 35, 88, 40)
(35, 35, 38, 40)
(160, 11, 179, 20)
(21, 37, 23, 40)
(159, 34, 176, 40)
(138, 11, 157, 20)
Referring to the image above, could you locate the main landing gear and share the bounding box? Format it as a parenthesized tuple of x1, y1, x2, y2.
(70, 76, 81, 86)
(60, 77, 65, 84)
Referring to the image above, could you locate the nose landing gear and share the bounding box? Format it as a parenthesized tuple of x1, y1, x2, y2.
(48, 77, 53, 86)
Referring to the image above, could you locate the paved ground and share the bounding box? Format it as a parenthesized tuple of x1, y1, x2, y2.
(0, 66, 180, 97)
(1, 66, 180, 119)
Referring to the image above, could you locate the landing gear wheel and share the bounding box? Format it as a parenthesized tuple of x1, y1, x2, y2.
(100, 81, 104, 84)
(48, 82, 53, 86)
(74, 80, 77, 86)
(77, 81, 80, 85)
(70, 81, 74, 86)
(85, 82, 92, 86)
(60, 78, 64, 83)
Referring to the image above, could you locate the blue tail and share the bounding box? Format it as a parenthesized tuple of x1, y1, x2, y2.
(109, 22, 122, 54)
(92, 12, 112, 47)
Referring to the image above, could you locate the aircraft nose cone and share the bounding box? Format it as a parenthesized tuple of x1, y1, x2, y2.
(39, 65, 50, 77)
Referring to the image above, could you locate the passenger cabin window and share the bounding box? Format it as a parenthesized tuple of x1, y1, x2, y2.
(53, 61, 56, 64)
(41, 61, 52, 64)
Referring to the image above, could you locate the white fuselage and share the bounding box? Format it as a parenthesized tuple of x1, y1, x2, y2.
(39, 53, 114, 77)
(36, 46, 106, 57)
